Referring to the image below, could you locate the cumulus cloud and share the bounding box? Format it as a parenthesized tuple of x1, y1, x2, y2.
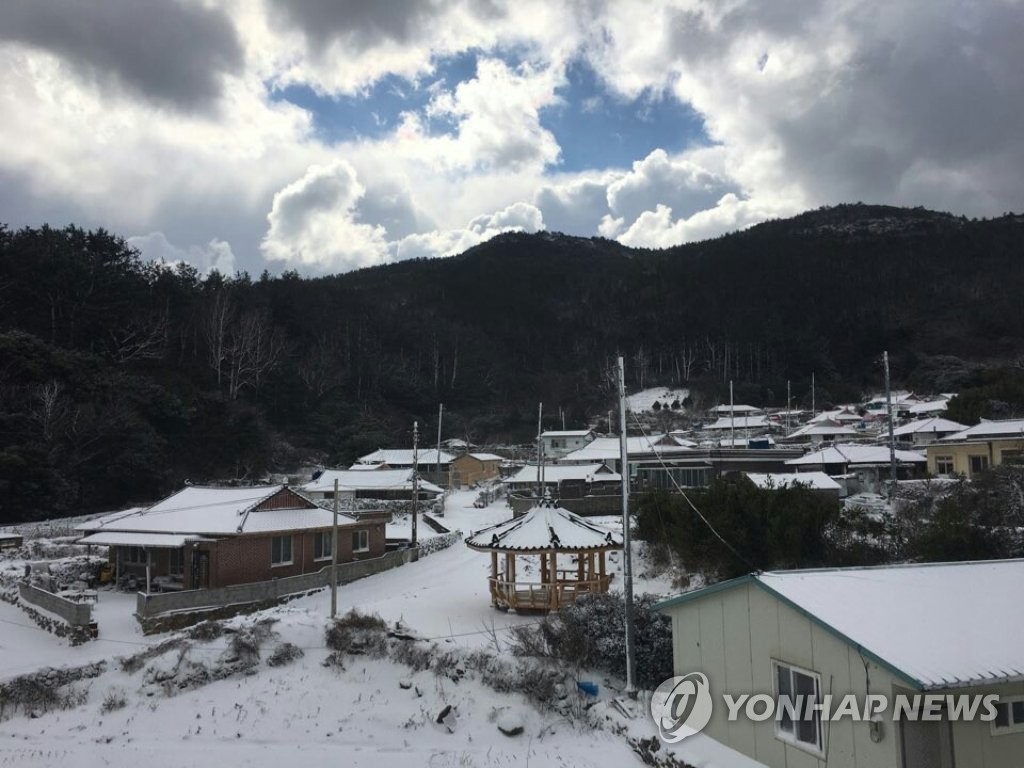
(394, 202, 544, 261)
(0, 0, 242, 111)
(261, 161, 390, 272)
(128, 232, 236, 275)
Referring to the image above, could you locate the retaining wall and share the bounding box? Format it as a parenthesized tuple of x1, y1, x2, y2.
(18, 583, 93, 626)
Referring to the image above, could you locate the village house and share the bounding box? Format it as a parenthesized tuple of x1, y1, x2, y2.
(708, 404, 764, 417)
(632, 446, 805, 492)
(351, 448, 456, 486)
(926, 418, 1024, 478)
(301, 469, 443, 502)
(559, 434, 693, 474)
(447, 452, 504, 488)
(655, 560, 1024, 768)
(539, 429, 596, 459)
(743, 471, 843, 498)
(785, 443, 927, 495)
(502, 462, 620, 499)
(781, 421, 861, 445)
(892, 417, 968, 447)
(76, 485, 387, 592)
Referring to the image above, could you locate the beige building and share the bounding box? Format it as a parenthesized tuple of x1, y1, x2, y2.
(925, 419, 1024, 478)
(655, 560, 1024, 768)
(448, 452, 503, 488)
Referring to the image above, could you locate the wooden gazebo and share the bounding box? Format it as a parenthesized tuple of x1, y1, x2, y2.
(465, 497, 623, 613)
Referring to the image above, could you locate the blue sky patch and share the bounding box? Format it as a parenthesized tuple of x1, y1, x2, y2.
(541, 58, 708, 172)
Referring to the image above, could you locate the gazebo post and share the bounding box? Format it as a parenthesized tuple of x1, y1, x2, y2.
(507, 553, 517, 613)
(539, 552, 548, 585)
(587, 552, 595, 582)
(550, 551, 558, 611)
(490, 551, 498, 606)
(577, 553, 584, 582)
(599, 551, 606, 581)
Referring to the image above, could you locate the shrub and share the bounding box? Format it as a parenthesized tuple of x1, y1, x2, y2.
(267, 642, 304, 667)
(101, 688, 127, 714)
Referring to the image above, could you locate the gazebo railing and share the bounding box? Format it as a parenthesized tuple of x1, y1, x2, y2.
(489, 574, 612, 611)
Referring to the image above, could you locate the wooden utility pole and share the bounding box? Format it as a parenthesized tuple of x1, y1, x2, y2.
(884, 352, 897, 499)
(412, 421, 419, 546)
(618, 356, 636, 695)
(330, 478, 339, 618)
(536, 403, 544, 497)
(436, 403, 444, 485)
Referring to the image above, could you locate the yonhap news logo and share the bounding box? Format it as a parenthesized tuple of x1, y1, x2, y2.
(650, 673, 715, 742)
(650, 672, 1003, 744)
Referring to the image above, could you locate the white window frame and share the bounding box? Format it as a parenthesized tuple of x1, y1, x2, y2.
(772, 659, 824, 755)
(934, 455, 955, 475)
(313, 531, 333, 562)
(992, 696, 1024, 736)
(271, 535, 293, 567)
(352, 529, 369, 553)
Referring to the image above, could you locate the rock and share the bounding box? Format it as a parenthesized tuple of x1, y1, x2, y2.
(398, 679, 412, 690)
(435, 704, 457, 733)
(496, 709, 525, 737)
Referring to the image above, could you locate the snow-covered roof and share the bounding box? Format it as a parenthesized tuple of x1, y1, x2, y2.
(784, 422, 859, 439)
(304, 469, 443, 495)
(709, 404, 762, 414)
(503, 463, 620, 485)
(353, 448, 455, 466)
(908, 400, 949, 415)
(468, 453, 504, 462)
(465, 500, 622, 552)
(809, 408, 862, 424)
(744, 472, 842, 491)
(942, 418, 1024, 442)
(892, 417, 968, 437)
(76, 486, 361, 537)
(540, 430, 593, 438)
(785, 443, 926, 466)
(704, 416, 771, 430)
(561, 435, 691, 462)
(656, 559, 1024, 689)
(77, 532, 214, 548)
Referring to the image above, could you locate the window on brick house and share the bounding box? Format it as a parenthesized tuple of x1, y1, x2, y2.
(271, 535, 293, 566)
(313, 532, 333, 561)
(352, 530, 369, 553)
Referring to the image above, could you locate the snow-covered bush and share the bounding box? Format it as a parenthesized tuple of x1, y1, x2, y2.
(324, 609, 388, 659)
(510, 592, 673, 691)
(267, 642, 304, 667)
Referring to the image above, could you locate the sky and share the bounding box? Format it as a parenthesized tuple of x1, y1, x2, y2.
(1, 0, 1022, 276)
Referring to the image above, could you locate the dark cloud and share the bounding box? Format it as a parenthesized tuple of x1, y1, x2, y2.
(268, 0, 445, 52)
(0, 0, 242, 111)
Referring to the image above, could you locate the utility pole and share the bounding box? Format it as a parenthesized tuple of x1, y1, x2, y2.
(412, 421, 419, 546)
(786, 379, 791, 437)
(436, 403, 444, 486)
(884, 351, 897, 500)
(811, 371, 816, 415)
(729, 379, 735, 448)
(536, 403, 544, 497)
(618, 356, 636, 695)
(330, 478, 339, 618)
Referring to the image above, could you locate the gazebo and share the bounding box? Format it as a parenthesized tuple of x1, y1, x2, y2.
(465, 497, 623, 613)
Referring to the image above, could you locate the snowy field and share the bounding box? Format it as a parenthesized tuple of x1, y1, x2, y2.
(625, 387, 690, 413)
(0, 489, 762, 768)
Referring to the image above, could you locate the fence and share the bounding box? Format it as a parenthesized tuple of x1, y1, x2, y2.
(136, 548, 417, 619)
(18, 582, 94, 627)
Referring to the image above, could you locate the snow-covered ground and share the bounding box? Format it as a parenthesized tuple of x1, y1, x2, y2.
(626, 387, 690, 413)
(0, 488, 763, 767)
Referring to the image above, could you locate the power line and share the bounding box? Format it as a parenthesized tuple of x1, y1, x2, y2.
(628, 409, 759, 571)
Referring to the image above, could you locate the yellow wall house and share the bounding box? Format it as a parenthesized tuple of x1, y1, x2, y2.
(655, 560, 1024, 768)
(448, 453, 503, 489)
(925, 419, 1024, 478)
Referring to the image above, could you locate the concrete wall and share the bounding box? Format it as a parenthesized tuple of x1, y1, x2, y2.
(136, 548, 415, 619)
(19, 582, 93, 627)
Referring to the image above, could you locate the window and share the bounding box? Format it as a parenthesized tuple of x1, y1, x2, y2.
(992, 697, 1024, 735)
(773, 661, 823, 753)
(313, 531, 333, 561)
(934, 455, 955, 475)
(168, 548, 184, 576)
(1001, 449, 1024, 465)
(124, 546, 147, 565)
(352, 529, 369, 553)
(969, 455, 989, 475)
(271, 535, 293, 566)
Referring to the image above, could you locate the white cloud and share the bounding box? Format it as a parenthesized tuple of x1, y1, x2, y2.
(394, 202, 544, 261)
(261, 161, 390, 272)
(128, 232, 236, 275)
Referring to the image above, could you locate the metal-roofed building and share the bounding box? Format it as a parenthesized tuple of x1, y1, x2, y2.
(655, 559, 1024, 768)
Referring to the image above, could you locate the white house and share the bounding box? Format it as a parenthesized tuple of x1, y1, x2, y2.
(540, 429, 595, 459)
(655, 560, 1024, 768)
(502, 462, 620, 496)
(743, 471, 842, 495)
(302, 469, 443, 501)
(893, 417, 968, 445)
(560, 434, 692, 473)
(785, 443, 927, 495)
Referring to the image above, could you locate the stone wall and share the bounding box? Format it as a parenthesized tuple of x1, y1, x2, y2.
(16, 583, 96, 645)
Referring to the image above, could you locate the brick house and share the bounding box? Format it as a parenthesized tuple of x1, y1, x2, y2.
(448, 453, 504, 488)
(76, 486, 387, 592)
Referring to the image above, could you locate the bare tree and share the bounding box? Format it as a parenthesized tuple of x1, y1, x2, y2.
(203, 290, 234, 388)
(225, 311, 285, 400)
(108, 310, 168, 364)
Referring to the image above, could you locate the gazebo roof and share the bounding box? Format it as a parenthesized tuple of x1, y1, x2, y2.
(465, 498, 623, 553)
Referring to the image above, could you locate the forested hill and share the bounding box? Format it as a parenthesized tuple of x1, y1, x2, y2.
(2, 203, 1024, 520)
